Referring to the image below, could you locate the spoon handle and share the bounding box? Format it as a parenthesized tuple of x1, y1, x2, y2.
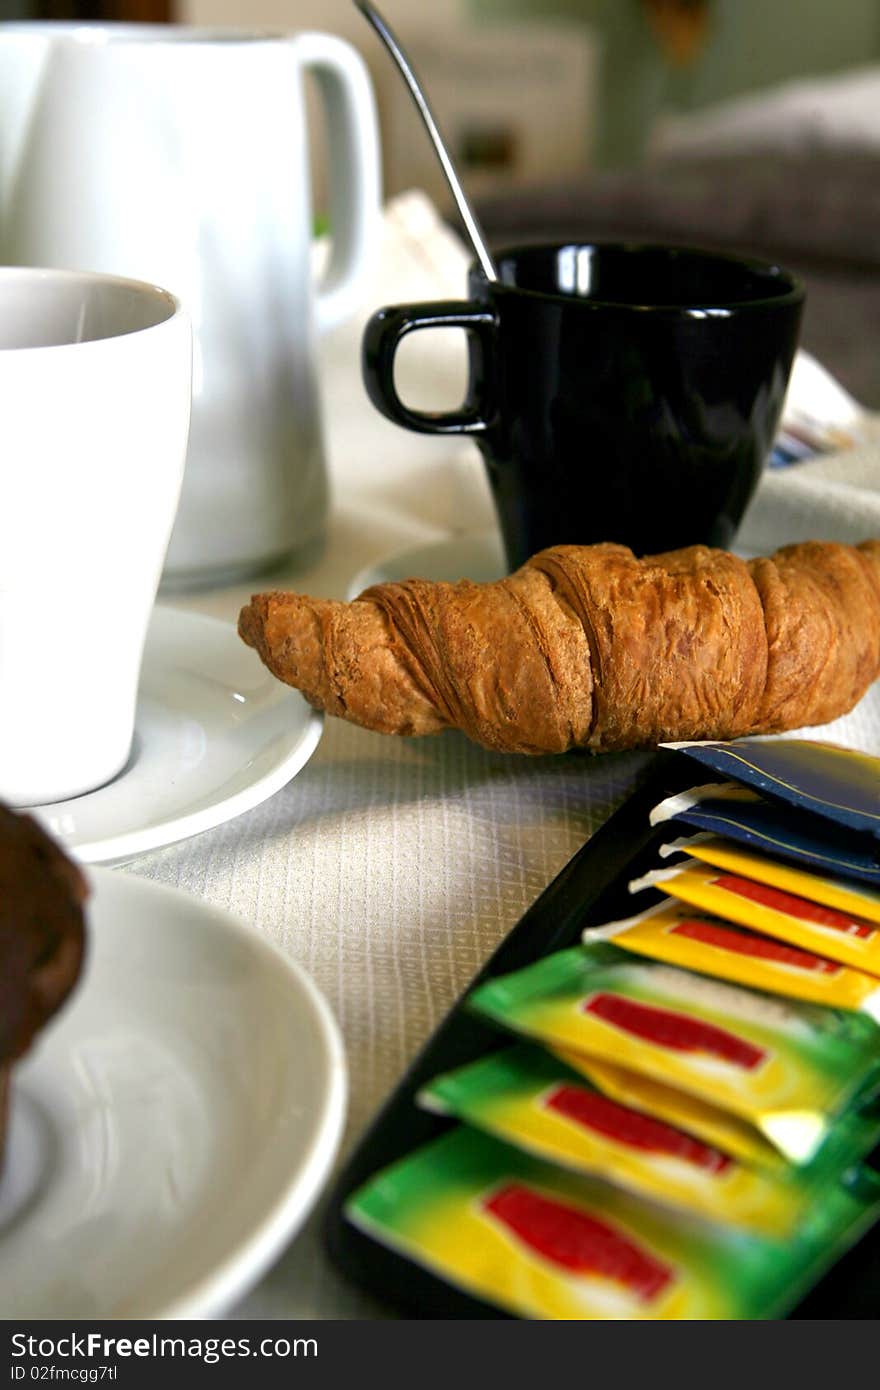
(355, 0, 498, 283)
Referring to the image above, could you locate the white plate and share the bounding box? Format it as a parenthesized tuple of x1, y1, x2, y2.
(0, 869, 346, 1319)
(26, 606, 322, 865)
(347, 531, 880, 755)
(346, 530, 507, 600)
(346, 531, 765, 603)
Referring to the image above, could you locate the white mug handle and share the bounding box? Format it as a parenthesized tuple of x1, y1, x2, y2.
(295, 31, 382, 333)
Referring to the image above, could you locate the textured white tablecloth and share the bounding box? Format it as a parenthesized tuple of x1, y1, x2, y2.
(126, 193, 880, 1320)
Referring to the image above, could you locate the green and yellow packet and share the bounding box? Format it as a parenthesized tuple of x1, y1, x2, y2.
(418, 1045, 820, 1238)
(467, 943, 880, 1162)
(594, 900, 880, 1016)
(558, 1049, 880, 1183)
(557, 1051, 787, 1170)
(636, 858, 880, 976)
(346, 1125, 880, 1320)
(649, 783, 880, 888)
(665, 738, 880, 838)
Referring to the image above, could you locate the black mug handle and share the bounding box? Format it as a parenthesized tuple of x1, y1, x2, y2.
(362, 301, 497, 436)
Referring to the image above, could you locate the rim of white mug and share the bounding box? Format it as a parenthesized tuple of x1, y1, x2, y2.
(0, 21, 304, 45)
(0, 266, 184, 354)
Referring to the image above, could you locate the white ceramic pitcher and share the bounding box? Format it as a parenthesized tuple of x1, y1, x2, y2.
(0, 23, 381, 586)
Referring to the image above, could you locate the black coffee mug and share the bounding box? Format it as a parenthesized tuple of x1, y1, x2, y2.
(362, 242, 804, 568)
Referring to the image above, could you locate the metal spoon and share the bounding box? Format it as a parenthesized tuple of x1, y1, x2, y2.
(354, 0, 499, 283)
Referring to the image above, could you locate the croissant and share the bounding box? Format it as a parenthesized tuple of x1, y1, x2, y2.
(238, 540, 880, 755)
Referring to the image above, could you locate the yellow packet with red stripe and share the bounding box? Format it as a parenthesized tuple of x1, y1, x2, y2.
(635, 859, 880, 977)
(556, 1051, 786, 1170)
(661, 836, 880, 925)
(594, 900, 880, 1017)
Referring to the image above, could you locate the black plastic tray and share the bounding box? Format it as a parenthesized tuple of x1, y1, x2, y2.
(323, 749, 880, 1319)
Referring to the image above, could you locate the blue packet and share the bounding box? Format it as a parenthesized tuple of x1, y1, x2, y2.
(663, 739, 880, 840)
(650, 783, 880, 888)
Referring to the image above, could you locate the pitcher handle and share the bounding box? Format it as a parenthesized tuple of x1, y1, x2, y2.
(295, 31, 381, 333)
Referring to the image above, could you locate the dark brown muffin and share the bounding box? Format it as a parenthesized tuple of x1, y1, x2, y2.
(0, 805, 88, 1160)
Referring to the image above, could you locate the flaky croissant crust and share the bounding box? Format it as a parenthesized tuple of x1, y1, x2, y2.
(238, 540, 880, 755)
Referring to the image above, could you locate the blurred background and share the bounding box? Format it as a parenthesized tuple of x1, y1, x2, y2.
(7, 0, 880, 177)
(5, 0, 879, 404)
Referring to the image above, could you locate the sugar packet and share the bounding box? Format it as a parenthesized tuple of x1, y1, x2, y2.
(468, 942, 880, 1161)
(649, 783, 880, 888)
(635, 859, 880, 975)
(557, 1048, 880, 1182)
(597, 899, 880, 1015)
(657, 837, 880, 925)
(555, 1051, 786, 1170)
(664, 739, 880, 838)
(418, 1044, 820, 1237)
(346, 1126, 880, 1320)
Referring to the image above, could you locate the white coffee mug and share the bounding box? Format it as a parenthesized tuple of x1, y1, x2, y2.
(0, 267, 191, 806)
(0, 23, 380, 586)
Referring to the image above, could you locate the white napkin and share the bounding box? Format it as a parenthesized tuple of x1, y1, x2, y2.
(738, 434, 880, 552)
(739, 348, 880, 551)
(319, 188, 470, 414)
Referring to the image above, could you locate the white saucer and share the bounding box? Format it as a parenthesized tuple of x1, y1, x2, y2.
(26, 606, 322, 865)
(346, 531, 765, 602)
(347, 531, 880, 755)
(0, 869, 346, 1320)
(346, 529, 507, 600)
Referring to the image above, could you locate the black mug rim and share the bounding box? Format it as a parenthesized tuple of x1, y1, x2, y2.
(471, 241, 805, 315)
